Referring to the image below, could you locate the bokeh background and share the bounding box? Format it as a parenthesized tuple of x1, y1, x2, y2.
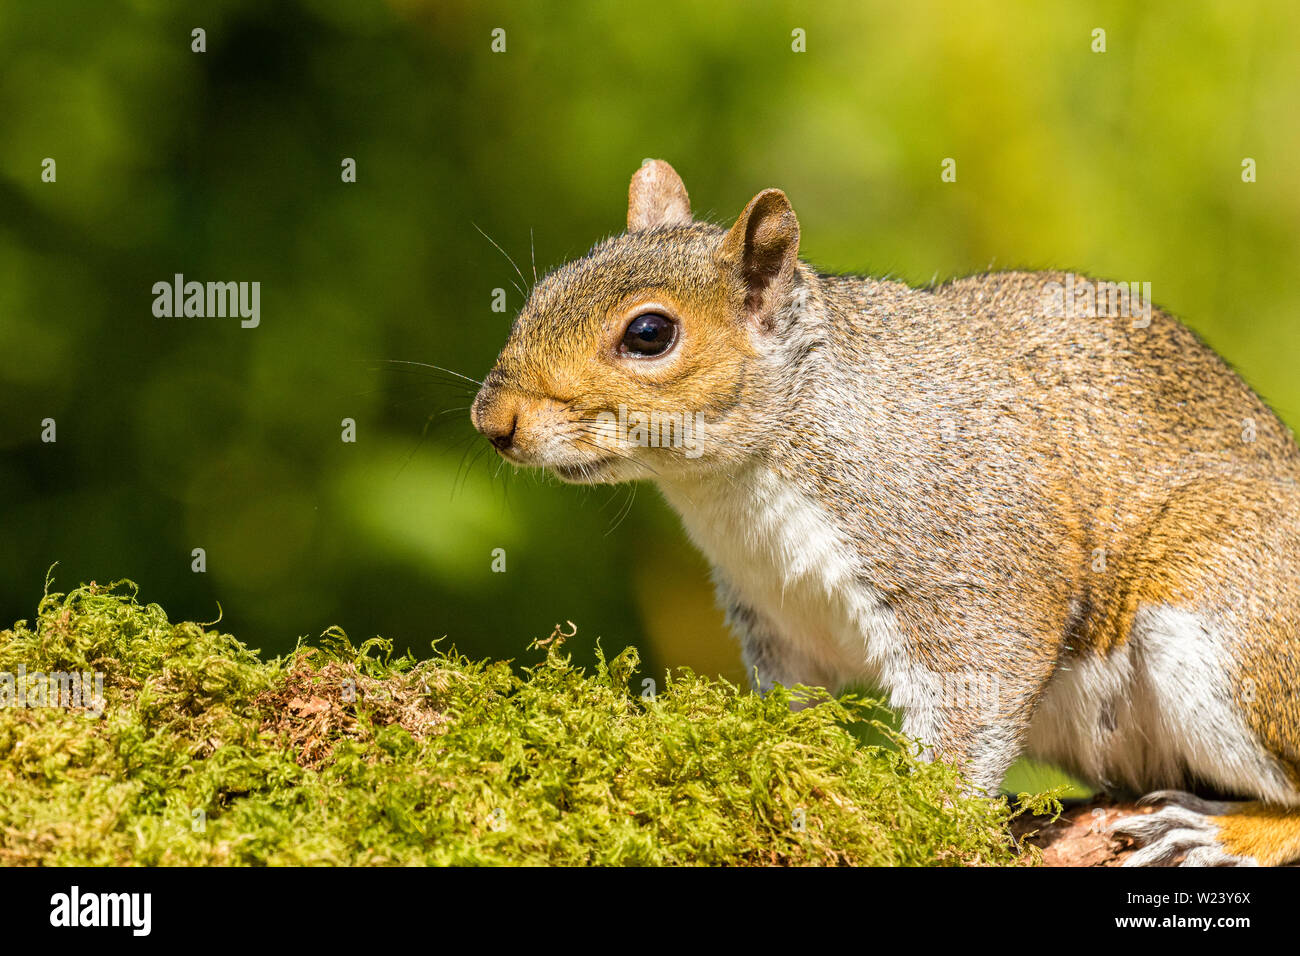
(2, 0, 1298, 793)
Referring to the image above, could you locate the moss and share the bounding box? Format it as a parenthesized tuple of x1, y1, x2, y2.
(0, 580, 1048, 865)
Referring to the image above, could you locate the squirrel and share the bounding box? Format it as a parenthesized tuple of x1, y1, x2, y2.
(471, 159, 1300, 866)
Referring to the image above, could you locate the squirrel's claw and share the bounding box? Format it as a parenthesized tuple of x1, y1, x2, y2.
(1111, 792, 1259, 866)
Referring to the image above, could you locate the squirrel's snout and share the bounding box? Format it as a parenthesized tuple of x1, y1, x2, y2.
(472, 383, 579, 466)
(484, 415, 517, 451)
(472, 388, 520, 452)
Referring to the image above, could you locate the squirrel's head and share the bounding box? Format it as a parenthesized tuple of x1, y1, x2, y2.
(471, 159, 802, 484)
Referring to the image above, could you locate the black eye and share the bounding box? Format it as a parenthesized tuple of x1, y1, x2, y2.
(621, 313, 677, 357)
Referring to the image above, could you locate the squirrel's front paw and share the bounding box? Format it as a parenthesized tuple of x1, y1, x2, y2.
(1111, 791, 1269, 866)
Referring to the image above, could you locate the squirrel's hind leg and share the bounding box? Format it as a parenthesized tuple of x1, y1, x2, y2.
(1113, 791, 1300, 866)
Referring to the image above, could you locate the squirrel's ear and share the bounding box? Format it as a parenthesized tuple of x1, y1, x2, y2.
(719, 188, 800, 328)
(627, 159, 692, 231)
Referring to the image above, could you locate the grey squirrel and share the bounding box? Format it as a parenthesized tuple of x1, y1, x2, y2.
(471, 159, 1300, 866)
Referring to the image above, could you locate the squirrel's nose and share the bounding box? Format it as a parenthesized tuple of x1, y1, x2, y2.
(485, 415, 517, 451)
(472, 389, 519, 451)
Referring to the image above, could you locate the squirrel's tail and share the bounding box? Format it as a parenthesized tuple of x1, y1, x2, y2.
(1112, 790, 1300, 866)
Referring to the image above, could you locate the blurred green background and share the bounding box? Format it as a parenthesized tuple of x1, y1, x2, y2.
(2, 0, 1298, 793)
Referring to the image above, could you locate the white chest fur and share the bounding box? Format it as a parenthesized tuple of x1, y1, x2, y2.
(660, 466, 906, 694)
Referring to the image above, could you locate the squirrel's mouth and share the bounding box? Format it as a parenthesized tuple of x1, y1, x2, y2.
(551, 457, 615, 483)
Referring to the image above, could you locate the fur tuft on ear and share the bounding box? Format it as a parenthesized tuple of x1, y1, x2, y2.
(627, 159, 692, 231)
(719, 188, 800, 328)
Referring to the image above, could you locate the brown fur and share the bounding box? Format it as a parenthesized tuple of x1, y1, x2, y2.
(1214, 803, 1300, 866)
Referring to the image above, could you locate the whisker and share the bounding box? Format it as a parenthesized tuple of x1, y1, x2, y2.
(454, 442, 494, 500)
(423, 405, 473, 426)
(368, 359, 485, 387)
(355, 376, 477, 396)
(364, 368, 478, 387)
(605, 483, 638, 536)
(450, 434, 483, 495)
(529, 227, 538, 287)
(395, 409, 475, 480)
(571, 434, 663, 479)
(472, 222, 529, 300)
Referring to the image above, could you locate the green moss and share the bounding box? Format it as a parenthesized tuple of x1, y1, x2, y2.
(0, 580, 1046, 865)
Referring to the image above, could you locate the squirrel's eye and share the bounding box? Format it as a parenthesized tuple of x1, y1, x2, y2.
(621, 313, 677, 357)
